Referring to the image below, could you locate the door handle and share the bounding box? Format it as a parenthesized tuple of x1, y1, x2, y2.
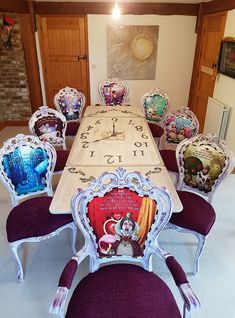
(78, 54, 87, 60)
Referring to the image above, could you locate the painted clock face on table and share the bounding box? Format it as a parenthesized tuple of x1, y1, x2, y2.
(67, 116, 161, 166)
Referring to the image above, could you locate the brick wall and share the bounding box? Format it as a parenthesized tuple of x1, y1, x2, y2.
(0, 13, 31, 122)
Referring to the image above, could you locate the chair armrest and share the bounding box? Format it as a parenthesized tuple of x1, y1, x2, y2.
(166, 256, 200, 314)
(49, 259, 78, 317)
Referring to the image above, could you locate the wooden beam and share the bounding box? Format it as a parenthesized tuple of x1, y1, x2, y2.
(20, 14, 43, 114)
(0, 0, 29, 13)
(33, 2, 199, 16)
(204, 0, 235, 14)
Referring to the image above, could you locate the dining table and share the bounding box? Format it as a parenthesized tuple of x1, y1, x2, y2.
(50, 105, 182, 214)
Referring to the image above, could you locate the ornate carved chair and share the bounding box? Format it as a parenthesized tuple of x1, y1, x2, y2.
(166, 133, 233, 274)
(49, 168, 199, 318)
(0, 134, 77, 281)
(141, 88, 169, 147)
(159, 107, 199, 183)
(98, 78, 129, 106)
(29, 106, 69, 174)
(54, 87, 85, 136)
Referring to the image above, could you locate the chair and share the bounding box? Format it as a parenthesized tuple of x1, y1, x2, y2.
(49, 167, 199, 318)
(29, 106, 69, 174)
(141, 88, 169, 147)
(166, 133, 233, 274)
(159, 107, 199, 181)
(54, 87, 85, 136)
(98, 78, 129, 106)
(0, 134, 77, 281)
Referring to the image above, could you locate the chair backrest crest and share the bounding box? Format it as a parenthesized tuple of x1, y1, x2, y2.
(0, 134, 55, 207)
(141, 88, 169, 123)
(71, 167, 172, 270)
(54, 86, 85, 121)
(177, 133, 233, 202)
(98, 78, 128, 106)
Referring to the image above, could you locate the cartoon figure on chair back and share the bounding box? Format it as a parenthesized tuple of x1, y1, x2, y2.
(114, 212, 141, 256)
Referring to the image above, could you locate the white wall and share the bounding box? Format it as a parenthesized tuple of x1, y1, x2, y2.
(213, 9, 235, 155)
(88, 14, 197, 109)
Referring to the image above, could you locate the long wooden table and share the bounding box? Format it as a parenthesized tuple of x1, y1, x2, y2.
(50, 106, 182, 214)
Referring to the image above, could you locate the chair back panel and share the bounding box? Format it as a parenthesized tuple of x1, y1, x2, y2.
(54, 86, 85, 121)
(163, 107, 199, 147)
(177, 133, 233, 201)
(141, 88, 169, 123)
(98, 79, 128, 106)
(29, 106, 67, 149)
(0, 134, 55, 206)
(88, 188, 156, 257)
(71, 168, 172, 269)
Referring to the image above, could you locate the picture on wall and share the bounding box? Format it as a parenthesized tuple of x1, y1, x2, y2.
(107, 25, 159, 80)
(218, 39, 235, 79)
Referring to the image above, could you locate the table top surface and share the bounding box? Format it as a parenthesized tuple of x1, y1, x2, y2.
(50, 165, 182, 214)
(50, 106, 182, 214)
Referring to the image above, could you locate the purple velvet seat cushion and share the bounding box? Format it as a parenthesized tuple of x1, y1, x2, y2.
(6, 197, 73, 242)
(55, 150, 70, 172)
(66, 264, 181, 318)
(160, 149, 178, 173)
(170, 191, 216, 235)
(148, 122, 164, 138)
(66, 122, 80, 136)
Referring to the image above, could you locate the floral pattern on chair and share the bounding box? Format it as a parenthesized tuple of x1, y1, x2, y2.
(162, 107, 199, 148)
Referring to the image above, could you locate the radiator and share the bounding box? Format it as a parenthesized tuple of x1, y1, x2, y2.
(203, 97, 230, 139)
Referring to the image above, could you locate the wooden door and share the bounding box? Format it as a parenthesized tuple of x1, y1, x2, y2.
(38, 15, 90, 108)
(189, 12, 227, 132)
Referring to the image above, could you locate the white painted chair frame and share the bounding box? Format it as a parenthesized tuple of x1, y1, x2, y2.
(49, 167, 200, 318)
(0, 134, 77, 281)
(166, 133, 234, 274)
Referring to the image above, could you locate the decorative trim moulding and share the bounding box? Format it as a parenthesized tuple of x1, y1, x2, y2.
(204, 0, 235, 14)
(33, 2, 199, 16)
(0, 121, 28, 131)
(0, 0, 29, 13)
(1, 1, 235, 16)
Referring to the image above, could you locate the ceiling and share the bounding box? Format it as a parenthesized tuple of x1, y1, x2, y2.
(34, 0, 212, 3)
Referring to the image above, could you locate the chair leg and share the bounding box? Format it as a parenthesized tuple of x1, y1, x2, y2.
(9, 241, 24, 282)
(183, 303, 191, 318)
(166, 222, 206, 275)
(192, 232, 206, 275)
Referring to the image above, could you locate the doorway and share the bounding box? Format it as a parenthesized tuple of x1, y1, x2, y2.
(189, 11, 227, 132)
(38, 15, 90, 108)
